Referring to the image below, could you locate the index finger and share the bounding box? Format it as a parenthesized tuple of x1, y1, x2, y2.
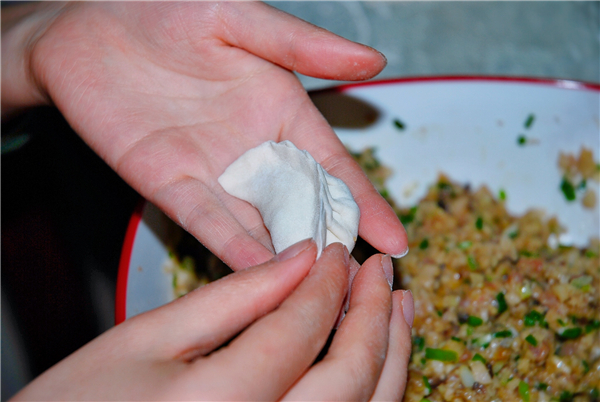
(182, 243, 349, 401)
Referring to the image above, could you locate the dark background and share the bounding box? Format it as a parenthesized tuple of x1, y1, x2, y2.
(2, 107, 139, 398)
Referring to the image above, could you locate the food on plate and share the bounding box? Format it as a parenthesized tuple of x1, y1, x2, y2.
(336, 148, 599, 401)
(396, 175, 599, 402)
(218, 140, 360, 256)
(166, 230, 232, 298)
(349, 147, 393, 199)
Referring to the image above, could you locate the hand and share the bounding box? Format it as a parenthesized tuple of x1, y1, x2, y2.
(11, 240, 413, 401)
(2, 2, 408, 270)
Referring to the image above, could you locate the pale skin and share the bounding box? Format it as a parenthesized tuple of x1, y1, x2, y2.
(3, 2, 412, 400)
(13, 240, 414, 401)
(2, 1, 408, 268)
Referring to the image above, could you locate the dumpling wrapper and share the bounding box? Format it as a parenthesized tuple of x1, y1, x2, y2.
(218, 140, 360, 257)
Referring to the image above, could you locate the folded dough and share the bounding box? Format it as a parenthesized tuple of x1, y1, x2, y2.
(218, 140, 360, 256)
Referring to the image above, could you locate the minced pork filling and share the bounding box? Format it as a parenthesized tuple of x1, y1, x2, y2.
(168, 148, 600, 402)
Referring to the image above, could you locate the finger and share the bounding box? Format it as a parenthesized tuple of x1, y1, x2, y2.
(124, 238, 317, 361)
(282, 253, 392, 401)
(215, 2, 386, 81)
(151, 176, 274, 270)
(283, 100, 409, 257)
(371, 290, 414, 401)
(182, 243, 349, 401)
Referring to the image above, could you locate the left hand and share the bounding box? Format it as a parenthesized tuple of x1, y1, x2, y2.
(2, 1, 408, 270)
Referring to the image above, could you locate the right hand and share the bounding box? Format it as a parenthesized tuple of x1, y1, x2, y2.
(12, 240, 413, 401)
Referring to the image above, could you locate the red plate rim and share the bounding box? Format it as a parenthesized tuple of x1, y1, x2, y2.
(331, 75, 600, 92)
(114, 75, 599, 325)
(115, 199, 145, 325)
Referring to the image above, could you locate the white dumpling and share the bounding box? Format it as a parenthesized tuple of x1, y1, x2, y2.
(218, 140, 360, 256)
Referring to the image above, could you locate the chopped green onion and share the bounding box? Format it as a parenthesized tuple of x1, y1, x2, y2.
(436, 310, 443, 317)
(501, 375, 514, 386)
(419, 238, 429, 250)
(524, 114, 535, 129)
(559, 391, 574, 402)
(571, 275, 592, 290)
(519, 381, 530, 402)
(557, 318, 567, 327)
(399, 206, 417, 225)
(583, 360, 590, 374)
(585, 250, 598, 258)
(420, 399, 432, 402)
(499, 189, 506, 200)
(451, 336, 462, 343)
(496, 292, 508, 315)
(492, 361, 505, 374)
(509, 230, 519, 239)
(536, 382, 548, 391)
(472, 353, 486, 364)
(467, 255, 478, 271)
(559, 327, 582, 339)
(420, 357, 426, 365)
(520, 282, 533, 299)
(578, 179, 587, 190)
(467, 316, 483, 327)
(393, 118, 406, 130)
(422, 376, 432, 395)
(561, 178, 576, 201)
(425, 348, 458, 362)
(413, 336, 425, 352)
(458, 240, 472, 250)
(475, 216, 483, 230)
(585, 319, 600, 333)
(181, 256, 195, 272)
(590, 388, 599, 399)
(494, 330, 512, 338)
(517, 135, 527, 146)
(525, 334, 538, 346)
(524, 310, 544, 327)
(379, 189, 389, 198)
(400, 214, 413, 225)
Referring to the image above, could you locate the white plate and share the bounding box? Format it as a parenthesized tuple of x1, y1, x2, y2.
(116, 77, 600, 324)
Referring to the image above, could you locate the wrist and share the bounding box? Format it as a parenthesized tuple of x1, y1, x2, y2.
(1, 2, 67, 117)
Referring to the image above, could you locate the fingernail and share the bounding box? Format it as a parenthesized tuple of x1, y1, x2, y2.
(273, 238, 314, 262)
(401, 290, 414, 328)
(381, 254, 394, 290)
(343, 245, 350, 267)
(391, 246, 409, 259)
(377, 50, 388, 66)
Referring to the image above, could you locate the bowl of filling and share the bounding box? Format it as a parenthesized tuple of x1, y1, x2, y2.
(117, 76, 600, 402)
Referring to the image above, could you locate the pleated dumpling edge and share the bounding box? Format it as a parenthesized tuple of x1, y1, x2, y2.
(217, 140, 360, 257)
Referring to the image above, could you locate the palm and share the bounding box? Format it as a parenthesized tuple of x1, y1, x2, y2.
(33, 2, 407, 269)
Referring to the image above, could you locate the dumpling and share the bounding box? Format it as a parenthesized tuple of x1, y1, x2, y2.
(218, 140, 360, 256)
